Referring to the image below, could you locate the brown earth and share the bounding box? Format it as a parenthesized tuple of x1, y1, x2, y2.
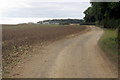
(3, 25, 118, 78)
(2, 24, 87, 77)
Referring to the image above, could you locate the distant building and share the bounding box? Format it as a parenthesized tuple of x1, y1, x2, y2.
(28, 22, 34, 24)
(70, 24, 80, 25)
(43, 22, 50, 24)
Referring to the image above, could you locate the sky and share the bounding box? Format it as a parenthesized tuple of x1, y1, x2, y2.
(0, 0, 91, 24)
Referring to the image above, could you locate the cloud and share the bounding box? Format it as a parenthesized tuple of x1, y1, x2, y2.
(0, 0, 91, 24)
(1, 2, 91, 18)
(0, 17, 48, 24)
(0, 0, 90, 11)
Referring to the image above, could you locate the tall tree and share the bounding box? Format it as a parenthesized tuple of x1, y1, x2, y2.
(84, 2, 120, 28)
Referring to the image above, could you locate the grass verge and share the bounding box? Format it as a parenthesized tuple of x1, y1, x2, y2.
(99, 29, 118, 64)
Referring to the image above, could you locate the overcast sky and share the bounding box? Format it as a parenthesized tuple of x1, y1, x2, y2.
(0, 0, 91, 24)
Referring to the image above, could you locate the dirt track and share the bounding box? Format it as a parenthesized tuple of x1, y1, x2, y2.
(9, 26, 118, 78)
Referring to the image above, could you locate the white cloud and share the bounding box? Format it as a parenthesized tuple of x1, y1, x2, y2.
(1, 2, 91, 17)
(0, 17, 47, 24)
(0, 0, 91, 24)
(0, 0, 32, 13)
(0, 0, 90, 12)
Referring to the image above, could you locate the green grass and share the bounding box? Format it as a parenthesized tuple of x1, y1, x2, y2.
(99, 29, 118, 63)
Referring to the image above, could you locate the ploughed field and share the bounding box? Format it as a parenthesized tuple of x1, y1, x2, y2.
(2, 24, 86, 75)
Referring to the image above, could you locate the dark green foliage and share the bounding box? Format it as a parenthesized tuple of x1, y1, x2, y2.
(118, 25, 120, 51)
(84, 2, 120, 29)
(37, 19, 84, 25)
(84, 7, 96, 22)
(59, 22, 70, 25)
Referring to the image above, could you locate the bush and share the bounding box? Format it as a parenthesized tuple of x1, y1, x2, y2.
(103, 19, 120, 29)
(59, 22, 70, 25)
(118, 25, 120, 53)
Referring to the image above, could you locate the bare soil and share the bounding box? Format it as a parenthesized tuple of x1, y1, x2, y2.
(2, 24, 87, 77)
(3, 25, 118, 78)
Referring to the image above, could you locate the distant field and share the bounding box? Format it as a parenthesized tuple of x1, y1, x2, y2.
(2, 24, 86, 75)
(99, 29, 118, 63)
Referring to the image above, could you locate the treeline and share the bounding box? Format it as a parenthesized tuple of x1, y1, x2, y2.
(37, 19, 84, 25)
(84, 2, 120, 28)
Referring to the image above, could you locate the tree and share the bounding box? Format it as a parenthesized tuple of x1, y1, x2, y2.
(84, 2, 120, 28)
